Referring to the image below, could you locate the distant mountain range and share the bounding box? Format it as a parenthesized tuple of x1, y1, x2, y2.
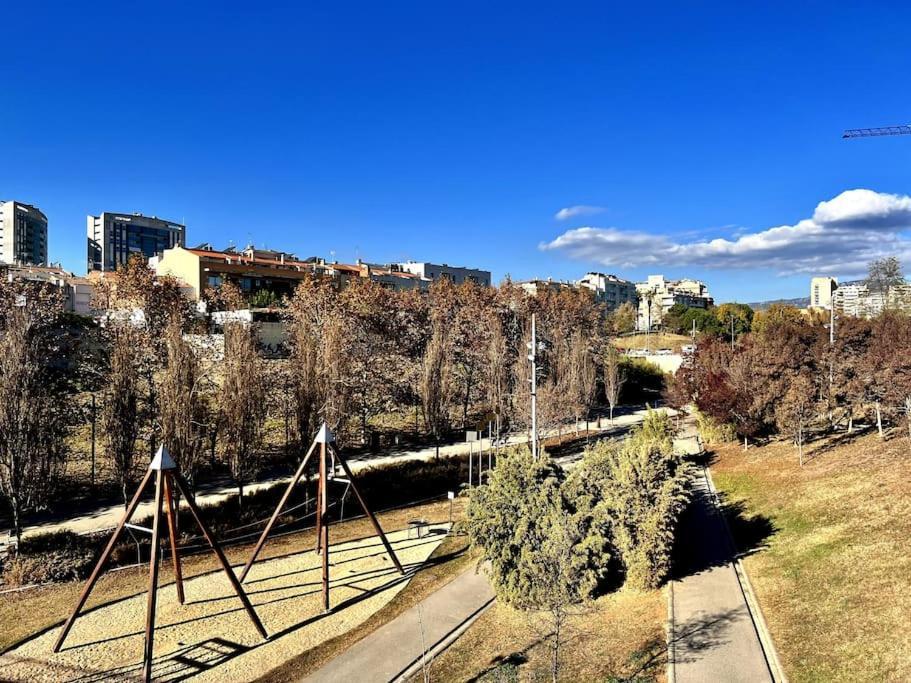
(746, 296, 810, 311)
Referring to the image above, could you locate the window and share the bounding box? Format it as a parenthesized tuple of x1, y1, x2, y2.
(208, 275, 223, 288)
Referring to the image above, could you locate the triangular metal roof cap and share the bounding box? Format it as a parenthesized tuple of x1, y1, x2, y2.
(150, 445, 177, 470)
(315, 422, 335, 444)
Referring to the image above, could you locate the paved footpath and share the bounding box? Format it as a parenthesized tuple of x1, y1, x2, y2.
(303, 564, 495, 682)
(669, 466, 777, 682)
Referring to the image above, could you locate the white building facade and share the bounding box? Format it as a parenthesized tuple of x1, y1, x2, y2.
(635, 275, 713, 331)
(576, 272, 637, 310)
(395, 261, 491, 287)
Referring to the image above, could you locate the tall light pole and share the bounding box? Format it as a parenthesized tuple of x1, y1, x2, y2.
(527, 313, 539, 460)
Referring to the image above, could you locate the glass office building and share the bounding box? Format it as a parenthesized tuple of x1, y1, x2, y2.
(87, 212, 185, 271)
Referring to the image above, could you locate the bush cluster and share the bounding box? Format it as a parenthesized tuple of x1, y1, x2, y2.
(467, 409, 691, 606)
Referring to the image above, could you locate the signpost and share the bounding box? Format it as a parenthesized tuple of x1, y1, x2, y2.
(466, 431, 481, 487)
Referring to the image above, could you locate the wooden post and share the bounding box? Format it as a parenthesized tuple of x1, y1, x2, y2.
(319, 439, 330, 611)
(314, 463, 323, 554)
(172, 472, 268, 639)
(142, 470, 166, 682)
(54, 467, 154, 652)
(241, 423, 405, 613)
(162, 475, 184, 604)
(55, 446, 267, 676)
(334, 444, 405, 575)
(240, 439, 318, 582)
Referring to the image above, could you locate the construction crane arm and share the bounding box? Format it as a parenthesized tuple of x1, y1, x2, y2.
(843, 125, 911, 138)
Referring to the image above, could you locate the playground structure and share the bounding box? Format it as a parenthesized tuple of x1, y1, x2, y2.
(240, 422, 404, 611)
(52, 446, 268, 682)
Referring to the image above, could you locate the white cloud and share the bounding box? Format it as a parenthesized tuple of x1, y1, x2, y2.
(554, 205, 606, 221)
(541, 189, 911, 276)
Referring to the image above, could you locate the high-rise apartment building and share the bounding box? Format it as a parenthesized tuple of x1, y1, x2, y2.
(0, 200, 48, 265)
(635, 274, 713, 331)
(810, 276, 838, 309)
(87, 212, 185, 271)
(576, 272, 637, 310)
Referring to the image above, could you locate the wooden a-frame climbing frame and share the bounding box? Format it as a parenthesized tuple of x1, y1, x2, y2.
(239, 422, 404, 612)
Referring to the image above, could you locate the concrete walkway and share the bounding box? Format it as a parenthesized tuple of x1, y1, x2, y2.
(669, 466, 776, 682)
(303, 565, 495, 683)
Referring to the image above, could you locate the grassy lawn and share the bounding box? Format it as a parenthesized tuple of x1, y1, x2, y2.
(419, 587, 667, 682)
(710, 430, 911, 682)
(614, 333, 691, 353)
(0, 498, 466, 658)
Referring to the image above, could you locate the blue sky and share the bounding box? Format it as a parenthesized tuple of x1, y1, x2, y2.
(4, 1, 911, 302)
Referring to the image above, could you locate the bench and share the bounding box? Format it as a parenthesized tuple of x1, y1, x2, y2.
(407, 519, 429, 539)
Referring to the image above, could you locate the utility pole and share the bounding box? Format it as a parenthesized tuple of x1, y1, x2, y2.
(691, 317, 696, 344)
(90, 393, 96, 488)
(645, 296, 652, 354)
(528, 313, 539, 460)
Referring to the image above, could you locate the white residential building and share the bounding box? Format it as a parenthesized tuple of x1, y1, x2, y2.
(394, 261, 491, 287)
(518, 278, 576, 297)
(3, 263, 93, 315)
(576, 272, 637, 310)
(635, 275, 713, 331)
(810, 276, 838, 310)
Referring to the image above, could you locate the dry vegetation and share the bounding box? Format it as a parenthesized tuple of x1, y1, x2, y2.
(711, 430, 911, 682)
(614, 333, 691, 353)
(420, 587, 666, 682)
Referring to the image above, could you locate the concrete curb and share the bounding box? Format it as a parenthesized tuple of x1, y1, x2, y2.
(666, 581, 676, 683)
(392, 595, 496, 682)
(704, 466, 789, 683)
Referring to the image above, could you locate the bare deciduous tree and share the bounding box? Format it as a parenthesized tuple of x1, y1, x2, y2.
(603, 345, 625, 425)
(103, 325, 144, 505)
(158, 318, 208, 489)
(775, 372, 817, 466)
(220, 322, 267, 507)
(0, 302, 68, 544)
(421, 321, 451, 449)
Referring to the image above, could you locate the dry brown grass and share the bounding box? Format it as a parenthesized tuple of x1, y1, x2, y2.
(420, 587, 667, 682)
(711, 430, 911, 682)
(0, 498, 465, 657)
(614, 333, 692, 353)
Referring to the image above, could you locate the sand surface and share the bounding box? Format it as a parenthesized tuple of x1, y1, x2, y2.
(0, 525, 449, 682)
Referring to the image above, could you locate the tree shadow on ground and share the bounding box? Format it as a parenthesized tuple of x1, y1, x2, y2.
(65, 636, 249, 682)
(804, 424, 872, 462)
(672, 470, 776, 579)
(669, 606, 745, 666)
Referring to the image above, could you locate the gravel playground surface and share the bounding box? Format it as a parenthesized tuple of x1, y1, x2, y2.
(0, 525, 450, 682)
